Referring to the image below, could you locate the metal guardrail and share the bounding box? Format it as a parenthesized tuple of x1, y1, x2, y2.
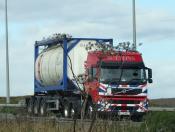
(0, 104, 26, 107)
(0, 100, 26, 107)
(149, 107, 175, 112)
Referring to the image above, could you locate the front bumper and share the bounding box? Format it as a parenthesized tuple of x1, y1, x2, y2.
(96, 96, 148, 115)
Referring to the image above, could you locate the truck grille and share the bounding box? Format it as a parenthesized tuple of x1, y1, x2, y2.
(108, 100, 140, 104)
(109, 106, 139, 111)
(112, 88, 142, 95)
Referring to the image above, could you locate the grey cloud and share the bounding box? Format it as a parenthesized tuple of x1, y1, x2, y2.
(1, 0, 175, 42)
(0, 4, 3, 11)
(0, 0, 133, 41)
(137, 10, 175, 42)
(0, 41, 34, 96)
(147, 60, 175, 98)
(0, 0, 129, 22)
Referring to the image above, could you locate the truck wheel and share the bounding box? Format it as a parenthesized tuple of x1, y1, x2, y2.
(70, 105, 75, 118)
(70, 103, 79, 119)
(63, 102, 70, 118)
(33, 99, 40, 116)
(86, 102, 93, 119)
(40, 99, 47, 116)
(27, 98, 34, 115)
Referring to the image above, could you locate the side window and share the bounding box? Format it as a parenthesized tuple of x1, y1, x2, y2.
(88, 67, 97, 79)
(88, 68, 91, 76)
(92, 68, 97, 77)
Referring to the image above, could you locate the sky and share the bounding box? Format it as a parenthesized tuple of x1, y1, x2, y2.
(0, 0, 175, 99)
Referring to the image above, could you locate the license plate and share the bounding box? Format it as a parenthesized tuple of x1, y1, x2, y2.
(118, 111, 130, 115)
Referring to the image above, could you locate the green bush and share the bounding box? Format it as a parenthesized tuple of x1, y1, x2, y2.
(0, 107, 18, 115)
(141, 112, 175, 132)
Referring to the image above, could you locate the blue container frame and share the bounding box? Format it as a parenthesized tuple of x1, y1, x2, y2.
(34, 36, 113, 94)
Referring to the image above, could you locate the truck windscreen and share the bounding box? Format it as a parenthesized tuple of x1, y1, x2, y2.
(100, 67, 146, 84)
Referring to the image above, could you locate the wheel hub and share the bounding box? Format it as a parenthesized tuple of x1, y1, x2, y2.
(64, 109, 69, 118)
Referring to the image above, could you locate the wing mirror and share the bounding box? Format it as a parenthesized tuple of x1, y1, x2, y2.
(148, 78, 153, 83)
(148, 68, 152, 79)
(145, 67, 153, 83)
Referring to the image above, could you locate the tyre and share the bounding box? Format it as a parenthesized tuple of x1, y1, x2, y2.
(39, 99, 47, 116)
(33, 98, 40, 116)
(85, 102, 93, 119)
(27, 98, 34, 115)
(70, 103, 80, 119)
(70, 104, 75, 118)
(63, 102, 70, 118)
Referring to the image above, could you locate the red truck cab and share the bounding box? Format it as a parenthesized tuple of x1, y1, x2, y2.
(84, 50, 152, 118)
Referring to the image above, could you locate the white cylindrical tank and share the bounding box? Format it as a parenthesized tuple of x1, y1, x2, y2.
(35, 40, 96, 87)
